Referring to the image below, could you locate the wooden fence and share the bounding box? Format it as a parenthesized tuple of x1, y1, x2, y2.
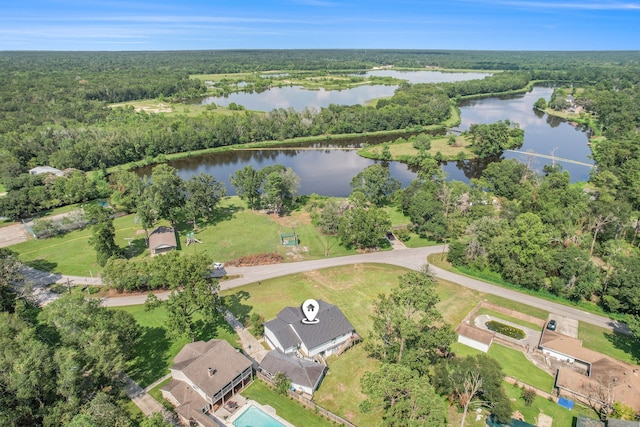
(256, 371, 356, 427)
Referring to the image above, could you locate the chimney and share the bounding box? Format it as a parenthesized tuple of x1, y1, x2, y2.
(208, 367, 215, 377)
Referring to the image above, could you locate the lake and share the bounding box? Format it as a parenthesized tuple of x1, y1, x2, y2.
(200, 70, 492, 111)
(141, 84, 593, 196)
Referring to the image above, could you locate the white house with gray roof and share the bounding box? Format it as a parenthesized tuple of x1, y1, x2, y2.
(260, 350, 327, 395)
(263, 300, 357, 358)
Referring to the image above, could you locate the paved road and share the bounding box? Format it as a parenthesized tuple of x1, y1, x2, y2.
(98, 245, 628, 334)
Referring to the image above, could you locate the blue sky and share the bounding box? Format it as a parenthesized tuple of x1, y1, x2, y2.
(1, 0, 638, 51)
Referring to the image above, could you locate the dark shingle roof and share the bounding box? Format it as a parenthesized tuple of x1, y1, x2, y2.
(264, 317, 301, 350)
(260, 350, 326, 390)
(267, 300, 355, 351)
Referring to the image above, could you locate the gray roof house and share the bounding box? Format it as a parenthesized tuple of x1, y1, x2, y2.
(263, 300, 358, 358)
(260, 350, 327, 396)
(161, 339, 253, 427)
(148, 226, 177, 256)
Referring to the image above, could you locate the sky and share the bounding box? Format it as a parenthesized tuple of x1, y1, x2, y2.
(1, 0, 639, 51)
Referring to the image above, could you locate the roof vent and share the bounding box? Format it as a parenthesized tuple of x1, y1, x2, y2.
(208, 367, 216, 377)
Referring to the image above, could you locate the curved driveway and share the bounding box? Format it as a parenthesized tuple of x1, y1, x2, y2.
(100, 245, 628, 334)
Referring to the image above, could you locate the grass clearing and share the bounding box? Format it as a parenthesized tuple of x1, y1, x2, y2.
(502, 380, 597, 426)
(13, 213, 143, 276)
(488, 344, 555, 392)
(579, 323, 640, 364)
(9, 196, 362, 276)
(114, 304, 239, 388)
(242, 381, 335, 427)
(358, 134, 475, 161)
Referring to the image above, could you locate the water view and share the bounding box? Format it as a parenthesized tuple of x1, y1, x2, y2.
(145, 82, 593, 196)
(200, 70, 492, 111)
(445, 86, 593, 182)
(354, 69, 492, 84)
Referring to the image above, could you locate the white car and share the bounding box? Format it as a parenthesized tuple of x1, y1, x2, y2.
(213, 262, 224, 270)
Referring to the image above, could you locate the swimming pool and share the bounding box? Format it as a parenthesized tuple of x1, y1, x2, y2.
(232, 405, 287, 427)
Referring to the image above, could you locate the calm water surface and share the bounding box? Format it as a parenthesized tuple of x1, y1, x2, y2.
(355, 69, 492, 84)
(200, 70, 491, 111)
(143, 85, 593, 196)
(445, 86, 592, 182)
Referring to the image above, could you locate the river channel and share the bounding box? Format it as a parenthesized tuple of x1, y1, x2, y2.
(141, 77, 593, 196)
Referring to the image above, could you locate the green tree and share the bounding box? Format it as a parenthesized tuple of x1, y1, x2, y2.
(490, 212, 551, 290)
(360, 363, 447, 427)
(146, 253, 225, 342)
(367, 266, 454, 371)
(85, 204, 121, 266)
(0, 248, 23, 312)
(533, 97, 547, 110)
(147, 164, 186, 225)
(184, 172, 226, 230)
(109, 170, 144, 213)
(230, 165, 263, 210)
(68, 392, 132, 427)
(316, 199, 348, 235)
(350, 164, 401, 207)
(338, 205, 391, 249)
(433, 354, 512, 425)
(262, 167, 300, 216)
(273, 372, 291, 396)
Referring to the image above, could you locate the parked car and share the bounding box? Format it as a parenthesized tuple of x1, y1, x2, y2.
(547, 319, 557, 331)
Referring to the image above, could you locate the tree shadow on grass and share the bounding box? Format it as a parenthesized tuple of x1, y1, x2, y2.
(223, 290, 253, 325)
(128, 326, 171, 388)
(25, 259, 58, 272)
(605, 330, 640, 364)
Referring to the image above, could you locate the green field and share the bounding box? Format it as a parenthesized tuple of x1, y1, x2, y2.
(10, 196, 362, 276)
(358, 132, 475, 162)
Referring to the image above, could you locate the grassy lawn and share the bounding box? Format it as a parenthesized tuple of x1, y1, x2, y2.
(242, 381, 335, 427)
(13, 213, 144, 276)
(315, 347, 382, 426)
(359, 134, 475, 161)
(178, 197, 356, 262)
(147, 378, 172, 403)
(488, 344, 555, 392)
(579, 323, 640, 364)
(449, 343, 597, 426)
(9, 196, 364, 276)
(114, 304, 240, 388)
(221, 263, 406, 335)
(502, 380, 597, 426)
(451, 342, 555, 393)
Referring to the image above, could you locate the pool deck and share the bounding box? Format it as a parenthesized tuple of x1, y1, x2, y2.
(225, 399, 295, 427)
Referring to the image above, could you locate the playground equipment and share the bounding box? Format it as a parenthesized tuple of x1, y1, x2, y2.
(280, 229, 299, 246)
(185, 232, 202, 246)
